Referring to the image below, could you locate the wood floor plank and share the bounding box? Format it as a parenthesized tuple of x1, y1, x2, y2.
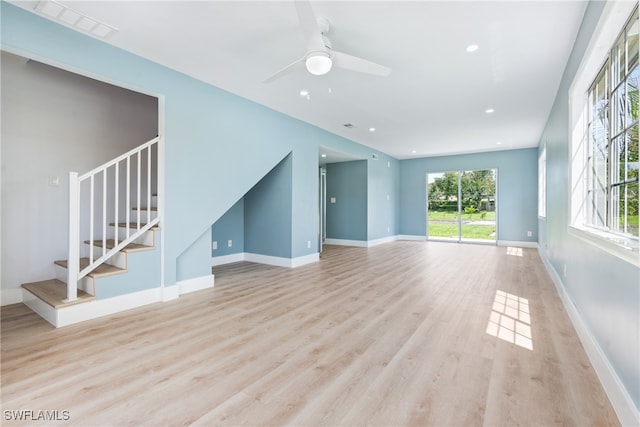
(0, 241, 620, 426)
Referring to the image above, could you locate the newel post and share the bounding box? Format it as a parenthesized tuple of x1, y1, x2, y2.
(65, 171, 79, 302)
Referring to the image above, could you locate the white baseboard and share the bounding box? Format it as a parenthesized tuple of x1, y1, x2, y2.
(398, 235, 427, 241)
(211, 253, 245, 266)
(538, 247, 640, 426)
(367, 236, 398, 247)
(291, 253, 320, 267)
(497, 240, 539, 248)
(162, 285, 179, 302)
(23, 287, 163, 328)
(177, 274, 214, 295)
(1, 288, 24, 306)
(324, 238, 368, 247)
(212, 252, 320, 268)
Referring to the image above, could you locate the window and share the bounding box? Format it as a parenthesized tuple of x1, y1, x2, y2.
(586, 11, 638, 237)
(570, 4, 639, 265)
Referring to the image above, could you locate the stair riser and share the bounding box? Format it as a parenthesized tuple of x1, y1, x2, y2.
(78, 246, 128, 269)
(53, 265, 95, 296)
(131, 210, 158, 222)
(112, 228, 156, 246)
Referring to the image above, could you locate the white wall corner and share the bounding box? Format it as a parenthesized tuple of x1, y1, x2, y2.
(1, 288, 24, 306)
(497, 240, 539, 249)
(177, 274, 214, 295)
(538, 247, 640, 427)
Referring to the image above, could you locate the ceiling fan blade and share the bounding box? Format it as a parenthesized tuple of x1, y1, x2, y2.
(263, 57, 305, 83)
(332, 51, 392, 77)
(295, 0, 326, 52)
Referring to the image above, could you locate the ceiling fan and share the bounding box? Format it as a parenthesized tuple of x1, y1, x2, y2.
(263, 0, 392, 83)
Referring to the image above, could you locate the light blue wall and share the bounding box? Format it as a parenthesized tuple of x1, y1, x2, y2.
(211, 198, 244, 257)
(326, 161, 368, 241)
(1, 3, 397, 287)
(399, 148, 538, 242)
(244, 154, 293, 258)
(176, 228, 212, 282)
(538, 0, 639, 411)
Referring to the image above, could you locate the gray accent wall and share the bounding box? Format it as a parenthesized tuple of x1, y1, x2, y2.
(1, 51, 158, 297)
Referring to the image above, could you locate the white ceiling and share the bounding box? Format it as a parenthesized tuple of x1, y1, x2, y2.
(10, 0, 588, 159)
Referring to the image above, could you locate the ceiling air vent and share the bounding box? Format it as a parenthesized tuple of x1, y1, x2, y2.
(343, 123, 354, 128)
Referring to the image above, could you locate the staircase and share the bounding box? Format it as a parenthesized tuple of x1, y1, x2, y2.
(21, 137, 160, 325)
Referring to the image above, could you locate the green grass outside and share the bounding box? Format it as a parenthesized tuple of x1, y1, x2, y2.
(428, 210, 496, 221)
(428, 223, 496, 240)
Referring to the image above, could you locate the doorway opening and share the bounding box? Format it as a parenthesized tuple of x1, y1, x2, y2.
(427, 169, 497, 243)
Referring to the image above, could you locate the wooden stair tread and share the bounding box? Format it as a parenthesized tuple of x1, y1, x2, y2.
(84, 239, 153, 253)
(55, 258, 127, 278)
(110, 222, 160, 230)
(22, 279, 94, 308)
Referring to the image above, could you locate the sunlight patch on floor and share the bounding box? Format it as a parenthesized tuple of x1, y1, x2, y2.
(506, 246, 523, 257)
(486, 290, 532, 350)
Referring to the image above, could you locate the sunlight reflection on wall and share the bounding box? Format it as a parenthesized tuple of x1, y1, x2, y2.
(486, 290, 533, 350)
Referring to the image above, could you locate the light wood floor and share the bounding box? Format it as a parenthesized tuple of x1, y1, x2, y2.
(1, 242, 619, 426)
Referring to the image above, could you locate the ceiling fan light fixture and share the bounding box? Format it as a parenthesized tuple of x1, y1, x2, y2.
(306, 52, 332, 75)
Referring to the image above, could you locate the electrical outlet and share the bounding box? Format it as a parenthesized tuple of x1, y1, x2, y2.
(387, 226, 390, 233)
(527, 231, 532, 237)
(48, 176, 60, 186)
(330, 197, 336, 204)
(307, 240, 311, 249)
(228, 240, 232, 248)
(212, 241, 217, 250)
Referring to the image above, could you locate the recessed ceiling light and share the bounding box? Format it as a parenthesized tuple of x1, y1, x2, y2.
(369, 127, 376, 132)
(496, 141, 502, 145)
(466, 44, 479, 53)
(299, 90, 309, 96)
(412, 150, 417, 154)
(485, 108, 495, 114)
(321, 154, 327, 158)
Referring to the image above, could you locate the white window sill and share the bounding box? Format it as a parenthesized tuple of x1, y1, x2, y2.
(568, 225, 639, 267)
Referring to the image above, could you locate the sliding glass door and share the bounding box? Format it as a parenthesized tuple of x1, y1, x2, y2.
(427, 169, 497, 243)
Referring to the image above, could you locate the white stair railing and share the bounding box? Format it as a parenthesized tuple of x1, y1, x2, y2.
(65, 136, 160, 302)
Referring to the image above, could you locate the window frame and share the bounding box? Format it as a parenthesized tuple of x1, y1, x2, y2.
(569, 2, 639, 266)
